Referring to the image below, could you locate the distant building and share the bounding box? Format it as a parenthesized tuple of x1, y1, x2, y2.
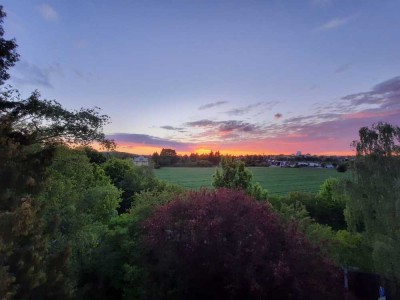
(308, 162, 321, 167)
(133, 156, 149, 166)
(296, 150, 302, 156)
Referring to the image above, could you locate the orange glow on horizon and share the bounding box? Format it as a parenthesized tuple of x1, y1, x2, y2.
(194, 148, 212, 154)
(107, 142, 354, 157)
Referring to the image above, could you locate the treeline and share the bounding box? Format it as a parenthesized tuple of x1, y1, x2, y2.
(152, 149, 222, 167)
(151, 148, 345, 168)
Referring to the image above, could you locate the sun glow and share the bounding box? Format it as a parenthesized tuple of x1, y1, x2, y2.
(194, 148, 212, 154)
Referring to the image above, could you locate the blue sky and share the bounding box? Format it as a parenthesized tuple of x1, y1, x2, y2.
(2, 0, 400, 154)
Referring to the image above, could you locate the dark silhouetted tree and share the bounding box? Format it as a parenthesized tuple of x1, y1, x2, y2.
(159, 148, 179, 166)
(0, 6, 19, 85)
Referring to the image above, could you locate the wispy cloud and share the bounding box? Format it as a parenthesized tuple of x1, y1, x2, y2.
(12, 61, 62, 88)
(107, 133, 188, 148)
(185, 119, 260, 133)
(161, 125, 186, 132)
(342, 76, 400, 110)
(38, 4, 58, 22)
(198, 101, 228, 110)
(225, 102, 263, 116)
(316, 16, 353, 31)
(335, 63, 352, 74)
(218, 120, 260, 133)
(184, 119, 263, 142)
(185, 119, 216, 127)
(73, 69, 92, 80)
(225, 101, 279, 116)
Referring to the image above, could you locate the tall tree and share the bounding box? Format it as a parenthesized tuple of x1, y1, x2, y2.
(0, 6, 19, 85)
(0, 6, 114, 298)
(346, 122, 400, 286)
(351, 121, 400, 157)
(159, 148, 178, 166)
(213, 156, 268, 200)
(213, 156, 252, 190)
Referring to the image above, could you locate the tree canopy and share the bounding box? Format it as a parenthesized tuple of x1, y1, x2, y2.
(0, 6, 19, 85)
(352, 122, 400, 157)
(142, 189, 342, 300)
(0, 7, 115, 298)
(213, 156, 253, 190)
(346, 122, 400, 283)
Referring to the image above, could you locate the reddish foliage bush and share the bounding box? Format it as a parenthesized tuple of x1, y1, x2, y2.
(142, 188, 343, 300)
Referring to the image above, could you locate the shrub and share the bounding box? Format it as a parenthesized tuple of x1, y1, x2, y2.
(271, 187, 346, 230)
(336, 163, 348, 172)
(141, 189, 343, 300)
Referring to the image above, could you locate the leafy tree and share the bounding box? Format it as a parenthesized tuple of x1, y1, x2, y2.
(151, 151, 160, 168)
(213, 156, 252, 190)
(160, 148, 177, 156)
(0, 99, 114, 298)
(102, 158, 159, 212)
(82, 146, 107, 164)
(0, 89, 115, 150)
(270, 184, 347, 231)
(0, 92, 114, 298)
(36, 147, 122, 296)
(270, 196, 373, 274)
(81, 182, 185, 299)
(351, 121, 400, 157)
(0, 7, 114, 297)
(158, 148, 179, 166)
(213, 156, 269, 200)
(0, 6, 19, 85)
(141, 189, 343, 300)
(316, 178, 347, 230)
(346, 122, 400, 286)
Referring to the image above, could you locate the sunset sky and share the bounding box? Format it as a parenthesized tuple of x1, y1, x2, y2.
(2, 0, 400, 155)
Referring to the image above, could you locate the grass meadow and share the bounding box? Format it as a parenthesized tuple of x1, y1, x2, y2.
(155, 167, 352, 195)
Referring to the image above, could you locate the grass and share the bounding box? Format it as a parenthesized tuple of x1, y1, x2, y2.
(155, 167, 352, 195)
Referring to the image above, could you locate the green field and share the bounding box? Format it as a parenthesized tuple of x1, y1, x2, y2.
(155, 167, 351, 195)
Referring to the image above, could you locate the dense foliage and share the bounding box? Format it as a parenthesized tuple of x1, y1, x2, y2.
(102, 158, 159, 212)
(141, 189, 343, 300)
(80, 182, 185, 299)
(0, 8, 115, 298)
(346, 122, 400, 284)
(266, 178, 347, 230)
(212, 156, 269, 200)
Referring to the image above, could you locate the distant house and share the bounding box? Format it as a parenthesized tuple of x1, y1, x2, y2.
(308, 162, 321, 167)
(133, 156, 149, 166)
